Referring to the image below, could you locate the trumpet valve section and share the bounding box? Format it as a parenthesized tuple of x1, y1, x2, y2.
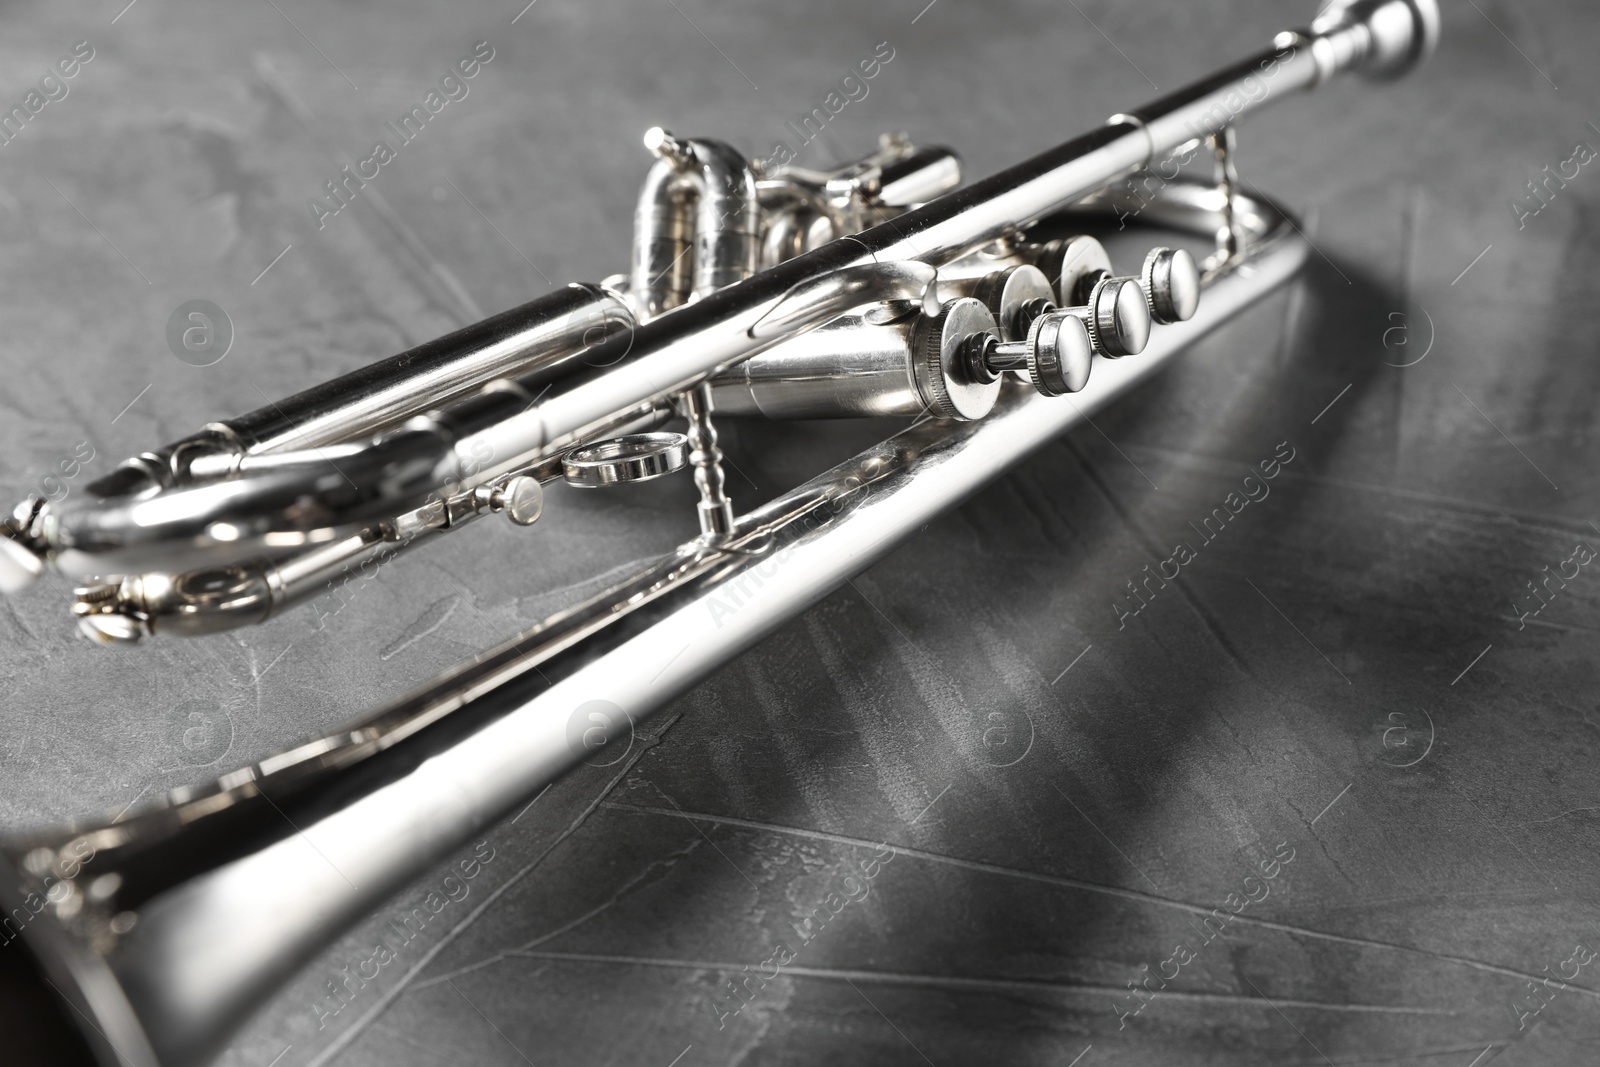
(707, 235, 1199, 420)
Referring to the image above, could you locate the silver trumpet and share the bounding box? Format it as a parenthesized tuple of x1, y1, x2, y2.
(0, 2, 1439, 1064)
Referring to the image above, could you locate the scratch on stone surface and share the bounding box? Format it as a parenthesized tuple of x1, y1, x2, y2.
(1066, 438, 1257, 680)
(409, 835, 705, 992)
(1525, 806, 1600, 826)
(3, 596, 38, 644)
(1393, 185, 1421, 468)
(501, 950, 1453, 1015)
(367, 1019, 461, 1058)
(381, 595, 461, 660)
(603, 801, 1600, 1001)
(1313, 834, 1363, 892)
(303, 711, 684, 1067)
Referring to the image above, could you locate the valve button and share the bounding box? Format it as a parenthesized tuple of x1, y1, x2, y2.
(1142, 246, 1201, 324)
(1088, 276, 1151, 357)
(1026, 313, 1094, 396)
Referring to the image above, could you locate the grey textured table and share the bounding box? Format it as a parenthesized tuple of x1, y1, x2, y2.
(3, 0, 1599, 1064)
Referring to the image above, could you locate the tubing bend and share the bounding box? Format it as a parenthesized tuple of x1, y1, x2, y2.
(690, 139, 761, 297)
(629, 131, 759, 319)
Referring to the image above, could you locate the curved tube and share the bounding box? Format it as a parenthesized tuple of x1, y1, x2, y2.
(45, 428, 458, 580)
(628, 130, 760, 318)
(747, 257, 940, 339)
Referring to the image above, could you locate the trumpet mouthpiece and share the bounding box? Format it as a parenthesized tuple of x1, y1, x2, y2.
(1312, 0, 1441, 79)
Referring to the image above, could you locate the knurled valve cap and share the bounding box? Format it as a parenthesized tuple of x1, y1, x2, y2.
(1085, 276, 1151, 358)
(1021, 311, 1094, 396)
(1141, 246, 1201, 324)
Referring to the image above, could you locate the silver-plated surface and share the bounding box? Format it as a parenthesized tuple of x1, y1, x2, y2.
(220, 283, 635, 456)
(1022, 310, 1096, 396)
(707, 309, 927, 419)
(481, 476, 545, 525)
(875, 144, 964, 206)
(682, 386, 734, 538)
(1056, 234, 1113, 306)
(560, 433, 691, 489)
(629, 129, 760, 319)
(0, 531, 45, 594)
(79, 281, 634, 503)
(910, 298, 1003, 422)
(415, 3, 1420, 481)
(760, 137, 963, 241)
(44, 427, 457, 580)
(746, 258, 940, 339)
(1085, 276, 1153, 357)
(1209, 127, 1242, 264)
(1141, 246, 1202, 323)
(969, 264, 1057, 341)
(0, 2, 1443, 1052)
(1311, 0, 1440, 79)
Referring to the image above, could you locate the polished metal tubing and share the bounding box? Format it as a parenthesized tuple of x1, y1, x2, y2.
(449, 3, 1431, 479)
(629, 133, 760, 318)
(223, 283, 634, 455)
(876, 145, 964, 207)
(2, 188, 1306, 1067)
(74, 282, 632, 508)
(707, 307, 926, 419)
(49, 427, 459, 580)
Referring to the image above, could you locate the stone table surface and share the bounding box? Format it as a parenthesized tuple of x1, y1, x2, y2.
(2, 0, 1599, 1064)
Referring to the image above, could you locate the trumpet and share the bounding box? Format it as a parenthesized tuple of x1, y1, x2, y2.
(0, 1, 1438, 1064)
